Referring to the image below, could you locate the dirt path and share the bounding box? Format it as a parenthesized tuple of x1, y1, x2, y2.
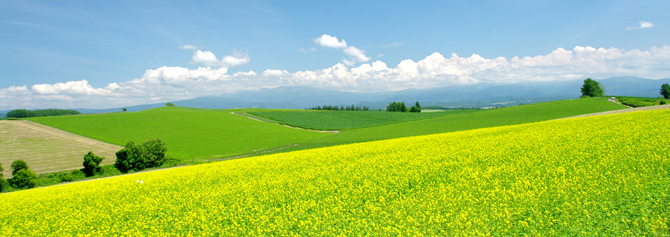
(557, 104, 670, 120)
(0, 120, 123, 176)
(231, 112, 340, 133)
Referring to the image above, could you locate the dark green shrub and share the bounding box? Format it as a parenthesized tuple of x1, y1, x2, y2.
(661, 100, 667, 105)
(0, 163, 4, 192)
(82, 151, 105, 176)
(115, 141, 143, 173)
(59, 173, 75, 182)
(9, 169, 38, 189)
(10, 160, 28, 176)
(115, 139, 168, 173)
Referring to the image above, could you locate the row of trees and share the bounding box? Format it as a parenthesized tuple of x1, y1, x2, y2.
(581, 78, 670, 100)
(1, 138, 167, 192)
(6, 109, 81, 118)
(308, 105, 370, 111)
(387, 102, 422, 112)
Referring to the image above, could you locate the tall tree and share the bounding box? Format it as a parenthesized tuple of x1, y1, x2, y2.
(661, 83, 670, 99)
(580, 78, 604, 97)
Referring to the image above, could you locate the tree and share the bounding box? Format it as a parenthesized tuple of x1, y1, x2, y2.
(661, 83, 670, 99)
(122, 108, 127, 112)
(9, 169, 37, 189)
(166, 103, 175, 106)
(409, 101, 422, 113)
(141, 138, 168, 168)
(386, 102, 408, 112)
(115, 139, 168, 173)
(6, 109, 34, 118)
(115, 141, 143, 172)
(0, 163, 5, 192)
(82, 151, 105, 176)
(580, 78, 604, 97)
(10, 160, 28, 176)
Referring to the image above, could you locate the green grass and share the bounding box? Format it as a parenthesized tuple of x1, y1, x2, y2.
(27, 98, 627, 162)
(27, 107, 330, 160)
(248, 109, 470, 130)
(613, 96, 669, 107)
(277, 97, 628, 152)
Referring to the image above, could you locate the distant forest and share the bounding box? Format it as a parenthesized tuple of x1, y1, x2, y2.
(6, 109, 81, 118)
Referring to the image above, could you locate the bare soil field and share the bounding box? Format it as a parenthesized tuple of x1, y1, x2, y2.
(0, 120, 122, 177)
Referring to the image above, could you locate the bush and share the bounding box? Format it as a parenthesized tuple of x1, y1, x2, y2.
(661, 100, 667, 105)
(82, 151, 105, 176)
(9, 169, 38, 189)
(115, 139, 168, 173)
(0, 163, 5, 192)
(59, 173, 76, 182)
(10, 160, 29, 176)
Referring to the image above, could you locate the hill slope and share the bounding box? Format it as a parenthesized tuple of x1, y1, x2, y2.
(2, 108, 668, 235)
(26, 98, 627, 162)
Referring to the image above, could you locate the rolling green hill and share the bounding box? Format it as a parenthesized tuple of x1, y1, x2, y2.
(4, 108, 667, 235)
(247, 109, 471, 130)
(27, 97, 626, 161)
(27, 107, 330, 160)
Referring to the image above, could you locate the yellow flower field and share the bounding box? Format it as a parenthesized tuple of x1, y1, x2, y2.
(1, 110, 669, 235)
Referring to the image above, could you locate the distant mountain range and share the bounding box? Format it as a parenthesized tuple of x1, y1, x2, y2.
(1, 76, 669, 116)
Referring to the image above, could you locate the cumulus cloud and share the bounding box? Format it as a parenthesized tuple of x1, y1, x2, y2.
(2, 45, 670, 110)
(190, 49, 250, 68)
(627, 21, 654, 30)
(314, 34, 347, 48)
(314, 34, 370, 65)
(179, 44, 198, 50)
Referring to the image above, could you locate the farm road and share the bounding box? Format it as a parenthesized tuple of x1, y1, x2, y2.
(0, 120, 122, 177)
(557, 104, 670, 120)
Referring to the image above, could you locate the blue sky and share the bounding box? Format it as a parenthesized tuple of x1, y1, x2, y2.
(1, 0, 669, 109)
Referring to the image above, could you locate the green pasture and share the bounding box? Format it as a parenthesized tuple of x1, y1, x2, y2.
(27, 97, 626, 162)
(27, 107, 329, 160)
(248, 109, 468, 130)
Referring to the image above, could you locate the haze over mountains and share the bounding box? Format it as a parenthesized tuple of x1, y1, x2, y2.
(1, 76, 668, 116)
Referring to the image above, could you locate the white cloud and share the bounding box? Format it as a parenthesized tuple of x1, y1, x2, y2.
(377, 54, 384, 58)
(179, 44, 198, 50)
(627, 21, 654, 30)
(190, 50, 250, 68)
(314, 34, 370, 66)
(2, 45, 670, 110)
(313, 34, 347, 48)
(299, 47, 317, 52)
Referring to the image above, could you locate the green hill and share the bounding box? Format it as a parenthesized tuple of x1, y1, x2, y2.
(27, 107, 330, 160)
(4, 108, 667, 235)
(27, 97, 626, 161)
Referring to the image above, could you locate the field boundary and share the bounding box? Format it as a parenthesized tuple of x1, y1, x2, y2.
(557, 104, 670, 120)
(231, 112, 340, 133)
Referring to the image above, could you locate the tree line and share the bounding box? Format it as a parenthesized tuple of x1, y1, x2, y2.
(308, 105, 370, 111)
(1, 138, 168, 192)
(581, 78, 670, 100)
(387, 101, 421, 112)
(6, 109, 81, 118)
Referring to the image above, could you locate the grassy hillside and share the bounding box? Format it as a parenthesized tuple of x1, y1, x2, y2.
(2, 109, 667, 235)
(27, 107, 329, 160)
(26, 98, 626, 161)
(279, 97, 628, 152)
(248, 109, 469, 130)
